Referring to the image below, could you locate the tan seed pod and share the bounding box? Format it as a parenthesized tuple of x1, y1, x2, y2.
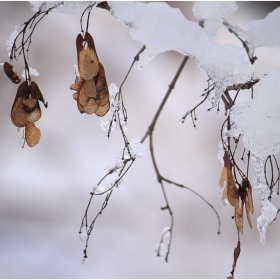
(25, 122, 41, 147)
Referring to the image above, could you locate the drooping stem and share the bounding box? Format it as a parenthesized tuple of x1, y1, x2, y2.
(141, 56, 189, 143)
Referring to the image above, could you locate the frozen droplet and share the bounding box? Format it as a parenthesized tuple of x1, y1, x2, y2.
(79, 225, 88, 242)
(92, 183, 113, 194)
(162, 227, 171, 239)
(124, 137, 145, 159)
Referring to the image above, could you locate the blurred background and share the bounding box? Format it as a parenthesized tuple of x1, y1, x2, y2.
(1, 1, 280, 278)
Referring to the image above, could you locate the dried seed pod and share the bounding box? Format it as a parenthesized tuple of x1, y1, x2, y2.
(11, 81, 47, 147)
(219, 151, 239, 208)
(235, 205, 243, 233)
(25, 122, 41, 147)
(11, 96, 30, 127)
(76, 32, 99, 80)
(3, 62, 21, 84)
(71, 32, 110, 117)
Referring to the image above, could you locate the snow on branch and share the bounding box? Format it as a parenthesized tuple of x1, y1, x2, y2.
(230, 68, 280, 160)
(109, 1, 253, 106)
(193, 1, 238, 37)
(247, 7, 280, 50)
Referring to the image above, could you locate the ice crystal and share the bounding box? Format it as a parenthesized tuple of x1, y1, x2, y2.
(124, 138, 145, 159)
(109, 82, 119, 96)
(105, 157, 124, 173)
(21, 67, 40, 80)
(257, 199, 277, 245)
(250, 154, 278, 244)
(155, 243, 167, 258)
(6, 26, 18, 57)
(100, 83, 127, 134)
(92, 183, 113, 195)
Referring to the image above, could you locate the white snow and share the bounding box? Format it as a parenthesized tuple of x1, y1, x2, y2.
(21, 67, 40, 79)
(125, 137, 145, 159)
(104, 157, 124, 173)
(100, 83, 127, 134)
(257, 199, 278, 245)
(192, 1, 238, 37)
(109, 1, 253, 106)
(92, 183, 113, 194)
(30, 1, 97, 14)
(6, 25, 18, 57)
(247, 7, 280, 49)
(230, 68, 280, 159)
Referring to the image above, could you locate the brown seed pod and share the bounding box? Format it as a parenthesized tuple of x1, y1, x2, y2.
(3, 62, 21, 84)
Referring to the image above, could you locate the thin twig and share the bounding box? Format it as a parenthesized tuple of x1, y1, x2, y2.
(162, 177, 221, 234)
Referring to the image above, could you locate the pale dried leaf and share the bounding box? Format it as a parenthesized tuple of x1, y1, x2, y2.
(72, 93, 78, 100)
(25, 122, 41, 147)
(70, 76, 84, 91)
(230, 241, 241, 278)
(247, 180, 254, 214)
(235, 204, 243, 233)
(219, 167, 227, 188)
(227, 171, 239, 208)
(95, 102, 110, 117)
(83, 99, 99, 114)
(11, 97, 29, 127)
(245, 197, 253, 228)
(77, 33, 99, 80)
(26, 107, 41, 123)
(77, 101, 85, 113)
(22, 97, 38, 112)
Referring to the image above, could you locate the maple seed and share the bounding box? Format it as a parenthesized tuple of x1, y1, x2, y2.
(25, 122, 41, 147)
(11, 81, 47, 147)
(71, 32, 110, 117)
(3, 62, 21, 84)
(219, 151, 239, 208)
(228, 241, 241, 279)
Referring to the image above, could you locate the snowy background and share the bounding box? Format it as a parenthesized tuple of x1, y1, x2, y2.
(0, 1, 280, 278)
